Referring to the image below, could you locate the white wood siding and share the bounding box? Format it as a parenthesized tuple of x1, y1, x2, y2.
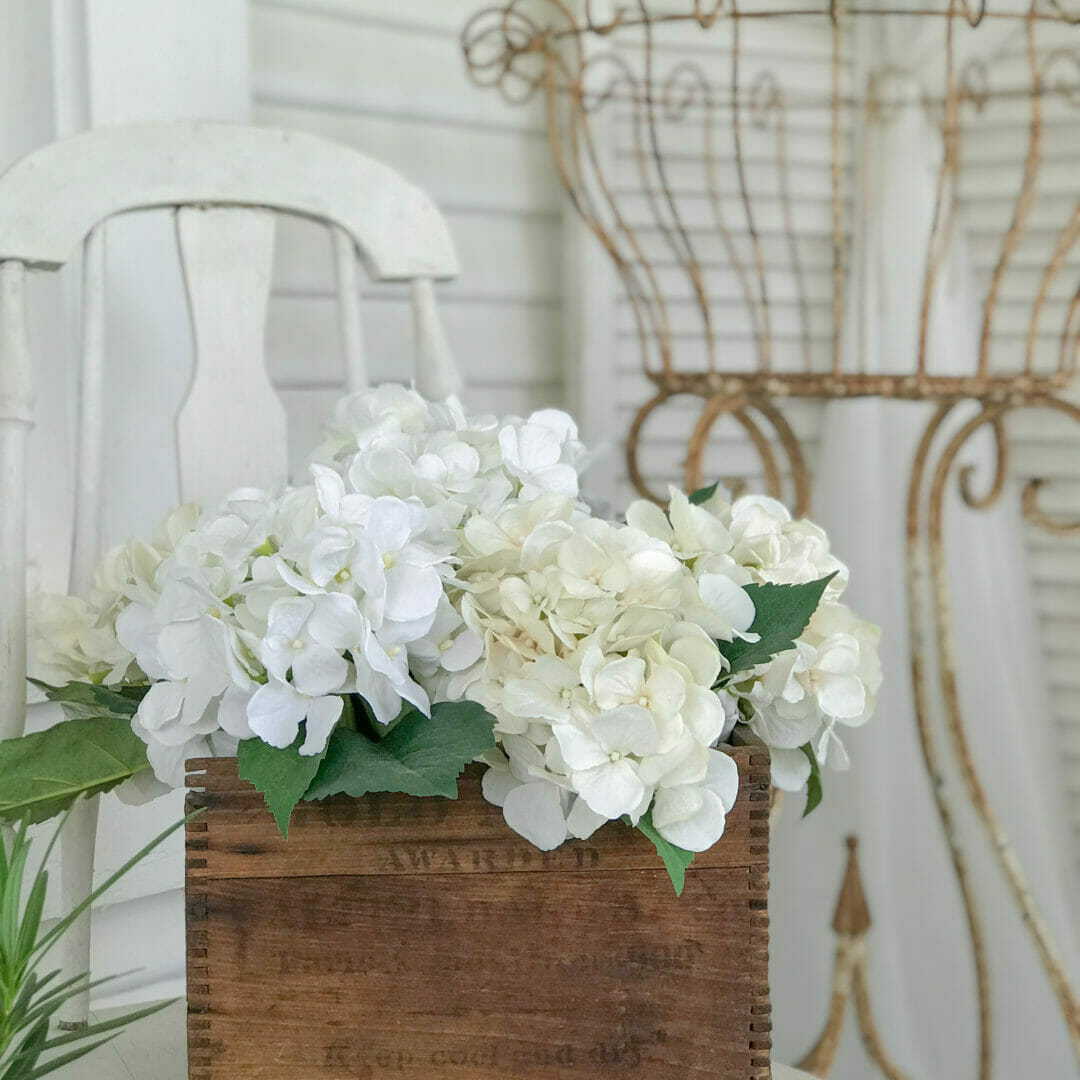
(249, 0, 568, 486)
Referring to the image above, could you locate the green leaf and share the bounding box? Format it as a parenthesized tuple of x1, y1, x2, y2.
(631, 811, 695, 896)
(688, 481, 719, 505)
(716, 572, 838, 681)
(26, 680, 148, 721)
(0, 718, 151, 824)
(237, 730, 329, 839)
(305, 700, 496, 802)
(801, 743, 823, 817)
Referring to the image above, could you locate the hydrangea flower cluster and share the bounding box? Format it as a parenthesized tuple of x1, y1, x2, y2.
(444, 487, 879, 852)
(26, 385, 879, 867)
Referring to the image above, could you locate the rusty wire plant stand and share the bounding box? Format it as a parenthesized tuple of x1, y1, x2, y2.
(464, 1, 1080, 1075)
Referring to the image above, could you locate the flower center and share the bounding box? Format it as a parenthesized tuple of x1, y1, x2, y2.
(561, 688, 573, 701)
(386, 645, 402, 658)
(636, 695, 649, 707)
(382, 552, 395, 569)
(608, 751, 622, 763)
(206, 607, 222, 620)
(290, 639, 305, 651)
(335, 568, 352, 583)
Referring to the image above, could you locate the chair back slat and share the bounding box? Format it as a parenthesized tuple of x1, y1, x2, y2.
(175, 206, 287, 505)
(411, 278, 461, 401)
(0, 260, 30, 742)
(70, 225, 107, 595)
(332, 225, 368, 393)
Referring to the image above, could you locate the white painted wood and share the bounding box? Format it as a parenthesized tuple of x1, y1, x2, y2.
(176, 207, 285, 504)
(59, 795, 100, 1027)
(70, 226, 107, 593)
(266, 294, 561, 390)
(563, 0, 620, 506)
(58, 224, 108, 1027)
(0, 122, 459, 279)
(273, 210, 560, 303)
(0, 261, 31, 744)
(332, 225, 368, 392)
(410, 278, 461, 401)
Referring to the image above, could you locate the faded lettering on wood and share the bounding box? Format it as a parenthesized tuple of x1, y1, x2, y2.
(186, 750, 770, 1079)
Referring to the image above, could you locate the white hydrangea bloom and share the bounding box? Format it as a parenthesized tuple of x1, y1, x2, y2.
(451, 498, 749, 851)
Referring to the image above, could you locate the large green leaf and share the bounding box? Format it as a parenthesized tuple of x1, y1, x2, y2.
(237, 730, 330, 839)
(716, 572, 837, 681)
(0, 718, 151, 824)
(631, 810, 696, 897)
(304, 700, 496, 802)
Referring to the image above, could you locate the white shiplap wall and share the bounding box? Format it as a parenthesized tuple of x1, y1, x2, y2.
(248, 0, 568, 485)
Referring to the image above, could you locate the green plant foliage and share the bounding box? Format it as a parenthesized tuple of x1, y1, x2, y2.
(800, 743, 823, 817)
(630, 811, 696, 897)
(0, 719, 151, 825)
(237, 729, 330, 839)
(0, 813, 189, 1079)
(687, 482, 719, 505)
(716, 572, 837, 681)
(304, 700, 496, 802)
(26, 680, 147, 722)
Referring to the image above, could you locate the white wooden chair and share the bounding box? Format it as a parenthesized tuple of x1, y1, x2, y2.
(0, 121, 461, 1026)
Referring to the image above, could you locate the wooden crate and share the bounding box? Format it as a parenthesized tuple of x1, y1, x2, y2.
(185, 748, 771, 1079)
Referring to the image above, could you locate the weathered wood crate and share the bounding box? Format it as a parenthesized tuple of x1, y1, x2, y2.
(185, 747, 770, 1079)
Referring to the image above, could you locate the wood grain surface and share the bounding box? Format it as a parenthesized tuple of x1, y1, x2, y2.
(186, 748, 770, 1079)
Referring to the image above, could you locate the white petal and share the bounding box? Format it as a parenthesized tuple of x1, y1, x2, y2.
(682, 684, 727, 746)
(144, 734, 206, 788)
(291, 645, 348, 697)
(702, 748, 740, 812)
(311, 463, 344, 517)
(247, 681, 307, 749)
(664, 625, 722, 687)
(751, 704, 820, 750)
(624, 499, 673, 541)
(502, 781, 568, 850)
(265, 597, 314, 649)
(768, 746, 813, 792)
(218, 686, 255, 739)
(573, 760, 645, 819)
(592, 656, 646, 710)
(481, 766, 519, 808)
(552, 723, 608, 771)
(503, 679, 563, 724)
(590, 704, 660, 757)
(136, 680, 185, 735)
(817, 674, 866, 720)
(300, 694, 344, 756)
(668, 490, 732, 553)
(566, 795, 609, 840)
(653, 787, 727, 852)
(307, 593, 365, 649)
(441, 630, 483, 672)
(698, 573, 756, 634)
(366, 496, 414, 554)
(384, 564, 443, 623)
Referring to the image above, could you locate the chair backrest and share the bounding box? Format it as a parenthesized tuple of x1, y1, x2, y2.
(0, 121, 461, 742)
